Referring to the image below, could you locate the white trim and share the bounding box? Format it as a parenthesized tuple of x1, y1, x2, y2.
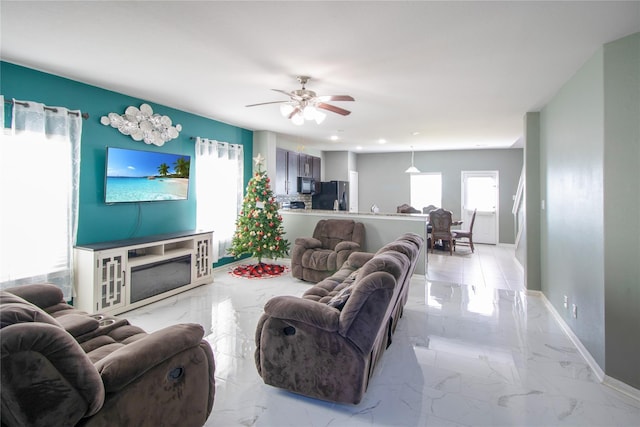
(603, 375, 640, 402)
(531, 290, 640, 402)
(531, 290, 605, 382)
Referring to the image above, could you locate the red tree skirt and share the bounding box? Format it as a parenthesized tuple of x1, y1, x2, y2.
(229, 262, 289, 279)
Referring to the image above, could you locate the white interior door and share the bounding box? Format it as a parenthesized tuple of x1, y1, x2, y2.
(349, 170, 358, 212)
(461, 171, 498, 244)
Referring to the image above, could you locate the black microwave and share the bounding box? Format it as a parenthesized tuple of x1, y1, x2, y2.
(297, 177, 315, 194)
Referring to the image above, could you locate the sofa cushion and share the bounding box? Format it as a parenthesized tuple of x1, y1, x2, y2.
(3, 283, 64, 309)
(357, 251, 407, 284)
(56, 314, 100, 338)
(326, 285, 353, 310)
(0, 299, 62, 329)
(302, 248, 338, 271)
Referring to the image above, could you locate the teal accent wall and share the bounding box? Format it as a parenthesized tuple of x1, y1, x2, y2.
(1, 62, 253, 264)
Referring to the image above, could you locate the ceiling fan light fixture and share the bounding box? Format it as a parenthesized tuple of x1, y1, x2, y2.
(405, 147, 421, 173)
(291, 112, 305, 126)
(303, 104, 317, 120)
(280, 103, 294, 117)
(314, 110, 326, 124)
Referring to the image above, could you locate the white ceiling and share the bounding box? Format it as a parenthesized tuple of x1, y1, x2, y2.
(1, 1, 639, 153)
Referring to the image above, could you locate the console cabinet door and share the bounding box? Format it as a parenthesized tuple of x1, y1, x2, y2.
(194, 235, 212, 282)
(96, 250, 127, 313)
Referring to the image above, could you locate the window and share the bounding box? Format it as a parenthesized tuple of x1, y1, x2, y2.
(410, 172, 442, 211)
(194, 138, 244, 262)
(0, 101, 82, 299)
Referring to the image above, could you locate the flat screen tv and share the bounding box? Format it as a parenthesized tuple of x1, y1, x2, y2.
(105, 147, 191, 203)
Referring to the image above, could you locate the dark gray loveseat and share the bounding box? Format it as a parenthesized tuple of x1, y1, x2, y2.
(254, 233, 424, 404)
(0, 284, 215, 427)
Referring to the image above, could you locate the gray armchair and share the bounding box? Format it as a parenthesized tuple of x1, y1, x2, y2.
(1, 284, 215, 427)
(291, 219, 365, 283)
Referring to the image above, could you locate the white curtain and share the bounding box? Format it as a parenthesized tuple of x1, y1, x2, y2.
(0, 99, 82, 299)
(195, 137, 244, 262)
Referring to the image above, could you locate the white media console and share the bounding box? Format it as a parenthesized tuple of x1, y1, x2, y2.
(74, 230, 213, 315)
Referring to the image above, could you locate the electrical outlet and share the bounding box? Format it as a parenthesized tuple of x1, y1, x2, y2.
(572, 304, 578, 319)
(563, 295, 568, 309)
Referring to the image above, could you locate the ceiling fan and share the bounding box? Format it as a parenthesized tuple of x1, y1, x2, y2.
(246, 76, 355, 125)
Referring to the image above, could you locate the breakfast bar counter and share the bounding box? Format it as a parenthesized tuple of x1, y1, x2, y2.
(280, 209, 428, 275)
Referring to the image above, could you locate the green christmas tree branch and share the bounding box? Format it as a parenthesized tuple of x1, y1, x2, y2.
(228, 155, 290, 263)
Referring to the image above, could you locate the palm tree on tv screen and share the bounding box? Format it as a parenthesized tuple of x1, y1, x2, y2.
(157, 163, 170, 177)
(173, 157, 190, 178)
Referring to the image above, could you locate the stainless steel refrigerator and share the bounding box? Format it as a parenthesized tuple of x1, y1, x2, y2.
(312, 181, 349, 211)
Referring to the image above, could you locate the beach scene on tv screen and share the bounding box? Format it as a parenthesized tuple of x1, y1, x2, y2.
(105, 148, 190, 203)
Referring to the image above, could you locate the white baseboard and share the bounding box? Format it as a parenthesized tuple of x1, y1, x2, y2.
(531, 290, 640, 402)
(531, 290, 605, 381)
(603, 375, 640, 402)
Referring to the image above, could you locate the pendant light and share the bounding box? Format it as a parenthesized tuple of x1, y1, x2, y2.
(405, 146, 420, 173)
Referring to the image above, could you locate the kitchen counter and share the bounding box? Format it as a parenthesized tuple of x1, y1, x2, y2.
(279, 208, 428, 219)
(279, 209, 428, 274)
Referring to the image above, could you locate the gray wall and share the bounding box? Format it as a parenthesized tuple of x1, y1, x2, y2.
(522, 113, 541, 291)
(357, 149, 523, 244)
(539, 32, 639, 389)
(540, 48, 606, 369)
(602, 33, 640, 388)
(324, 151, 352, 181)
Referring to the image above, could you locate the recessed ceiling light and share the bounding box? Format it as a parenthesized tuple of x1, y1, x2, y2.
(330, 135, 339, 141)
(412, 131, 420, 136)
(356, 146, 363, 150)
(378, 139, 386, 144)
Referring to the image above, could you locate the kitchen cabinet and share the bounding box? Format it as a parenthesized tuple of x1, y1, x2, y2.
(312, 156, 321, 181)
(275, 148, 299, 195)
(276, 149, 321, 195)
(299, 153, 322, 181)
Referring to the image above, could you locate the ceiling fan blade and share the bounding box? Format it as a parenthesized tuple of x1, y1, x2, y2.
(316, 95, 355, 102)
(271, 88, 304, 101)
(288, 106, 302, 119)
(316, 102, 351, 116)
(246, 100, 289, 107)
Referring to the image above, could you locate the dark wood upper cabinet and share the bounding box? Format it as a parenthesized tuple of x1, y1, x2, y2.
(276, 148, 318, 195)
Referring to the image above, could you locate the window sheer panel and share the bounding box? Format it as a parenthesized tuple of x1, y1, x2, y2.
(195, 138, 244, 262)
(0, 100, 81, 299)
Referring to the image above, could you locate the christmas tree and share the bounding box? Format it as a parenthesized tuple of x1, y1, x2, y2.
(228, 154, 290, 277)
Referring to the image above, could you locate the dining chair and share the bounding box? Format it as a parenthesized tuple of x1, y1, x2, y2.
(422, 205, 438, 214)
(428, 208, 454, 255)
(453, 209, 477, 253)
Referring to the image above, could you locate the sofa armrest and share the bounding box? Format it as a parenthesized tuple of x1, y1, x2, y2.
(345, 251, 375, 269)
(334, 241, 360, 252)
(94, 323, 205, 392)
(264, 295, 339, 332)
(1, 322, 105, 423)
(294, 237, 323, 249)
(5, 283, 64, 309)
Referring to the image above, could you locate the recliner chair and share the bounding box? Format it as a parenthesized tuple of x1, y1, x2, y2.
(0, 283, 216, 427)
(291, 219, 365, 283)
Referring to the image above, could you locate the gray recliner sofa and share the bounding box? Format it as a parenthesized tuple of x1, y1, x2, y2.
(291, 219, 365, 283)
(0, 283, 215, 427)
(255, 233, 424, 404)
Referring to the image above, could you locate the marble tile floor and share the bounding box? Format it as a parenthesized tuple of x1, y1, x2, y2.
(427, 244, 525, 292)
(124, 261, 640, 426)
